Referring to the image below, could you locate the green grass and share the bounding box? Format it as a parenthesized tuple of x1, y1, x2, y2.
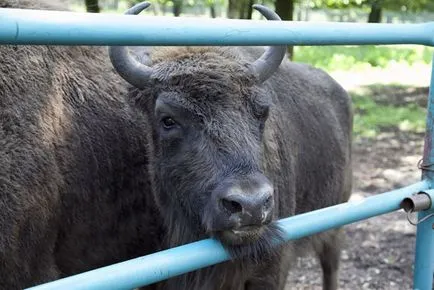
(293, 45, 431, 139)
(351, 91, 426, 139)
(294, 45, 433, 72)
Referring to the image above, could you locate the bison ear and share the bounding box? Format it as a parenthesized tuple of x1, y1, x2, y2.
(249, 5, 287, 84)
(108, 2, 153, 89)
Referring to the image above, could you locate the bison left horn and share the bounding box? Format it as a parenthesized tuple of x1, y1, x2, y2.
(108, 2, 287, 88)
(108, 1, 153, 89)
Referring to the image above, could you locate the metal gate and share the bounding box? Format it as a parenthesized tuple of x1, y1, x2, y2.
(0, 4, 432, 290)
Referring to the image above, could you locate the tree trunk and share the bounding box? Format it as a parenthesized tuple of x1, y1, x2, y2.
(172, 0, 182, 17)
(227, 0, 238, 19)
(368, 1, 382, 23)
(237, 0, 245, 19)
(210, 4, 216, 18)
(239, 2, 247, 19)
(85, 0, 100, 13)
(246, 0, 254, 19)
(238, 0, 254, 19)
(274, 0, 294, 59)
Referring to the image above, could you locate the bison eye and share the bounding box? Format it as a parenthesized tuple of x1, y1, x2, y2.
(161, 117, 177, 129)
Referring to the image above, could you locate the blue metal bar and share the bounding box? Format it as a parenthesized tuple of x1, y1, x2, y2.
(0, 8, 433, 46)
(414, 55, 434, 290)
(26, 181, 428, 290)
(421, 55, 434, 184)
(413, 209, 434, 290)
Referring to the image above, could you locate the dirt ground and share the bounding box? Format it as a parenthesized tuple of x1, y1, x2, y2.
(285, 86, 431, 290)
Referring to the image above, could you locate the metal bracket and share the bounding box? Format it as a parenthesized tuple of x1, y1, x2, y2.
(400, 192, 434, 226)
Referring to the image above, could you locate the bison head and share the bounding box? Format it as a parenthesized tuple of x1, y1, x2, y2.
(109, 2, 287, 258)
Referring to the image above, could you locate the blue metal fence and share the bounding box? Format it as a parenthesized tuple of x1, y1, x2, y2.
(0, 6, 433, 290)
(1, 8, 434, 46)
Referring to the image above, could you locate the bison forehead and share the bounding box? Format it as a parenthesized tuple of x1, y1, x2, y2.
(150, 47, 256, 87)
(151, 47, 245, 66)
(152, 76, 254, 117)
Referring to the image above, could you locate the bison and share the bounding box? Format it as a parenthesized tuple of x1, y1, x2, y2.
(0, 0, 160, 289)
(108, 2, 353, 290)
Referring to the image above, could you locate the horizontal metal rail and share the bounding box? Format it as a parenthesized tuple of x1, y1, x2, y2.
(26, 181, 429, 290)
(0, 8, 433, 46)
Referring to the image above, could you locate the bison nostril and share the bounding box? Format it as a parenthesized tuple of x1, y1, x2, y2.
(221, 198, 243, 215)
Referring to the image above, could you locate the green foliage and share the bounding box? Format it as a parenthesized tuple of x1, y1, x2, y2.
(310, 0, 434, 12)
(204, 0, 225, 6)
(294, 45, 433, 71)
(351, 90, 426, 138)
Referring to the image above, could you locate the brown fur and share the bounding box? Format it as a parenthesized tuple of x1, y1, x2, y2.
(0, 1, 161, 288)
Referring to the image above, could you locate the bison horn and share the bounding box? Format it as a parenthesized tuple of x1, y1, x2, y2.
(250, 5, 287, 83)
(108, 1, 153, 89)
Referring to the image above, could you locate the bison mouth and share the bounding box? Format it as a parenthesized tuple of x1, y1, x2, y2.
(212, 223, 284, 260)
(219, 225, 267, 245)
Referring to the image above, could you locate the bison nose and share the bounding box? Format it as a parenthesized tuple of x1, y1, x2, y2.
(219, 182, 274, 226)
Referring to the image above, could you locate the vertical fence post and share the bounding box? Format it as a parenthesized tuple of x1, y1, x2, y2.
(414, 54, 434, 289)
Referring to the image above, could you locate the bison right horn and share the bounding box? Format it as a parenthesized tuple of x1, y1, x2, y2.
(108, 1, 153, 89)
(249, 5, 287, 84)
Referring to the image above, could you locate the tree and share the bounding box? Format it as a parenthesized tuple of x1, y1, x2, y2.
(85, 0, 100, 12)
(204, 0, 225, 18)
(227, 0, 238, 18)
(209, 1, 216, 18)
(275, 0, 295, 59)
(310, 0, 434, 23)
(227, 0, 256, 19)
(367, 0, 382, 23)
(239, 0, 255, 19)
(172, 0, 183, 16)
